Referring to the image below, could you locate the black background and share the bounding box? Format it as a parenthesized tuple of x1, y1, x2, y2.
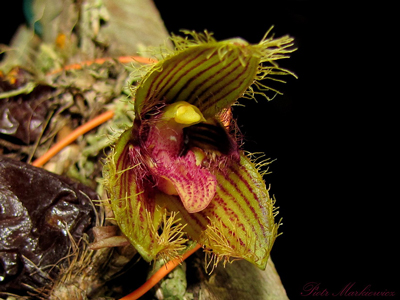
(1, 1, 397, 299)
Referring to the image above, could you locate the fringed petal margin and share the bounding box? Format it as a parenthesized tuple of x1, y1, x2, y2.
(134, 30, 295, 119)
(103, 128, 188, 262)
(155, 152, 281, 270)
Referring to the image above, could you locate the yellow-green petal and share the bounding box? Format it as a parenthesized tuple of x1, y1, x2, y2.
(103, 128, 187, 262)
(134, 31, 295, 119)
(156, 152, 280, 270)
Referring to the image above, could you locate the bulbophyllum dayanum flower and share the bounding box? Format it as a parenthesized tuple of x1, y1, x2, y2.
(103, 30, 295, 270)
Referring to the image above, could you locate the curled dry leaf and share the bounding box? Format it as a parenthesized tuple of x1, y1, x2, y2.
(0, 156, 98, 297)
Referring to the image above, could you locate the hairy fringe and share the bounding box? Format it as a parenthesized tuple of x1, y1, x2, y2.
(130, 29, 296, 112)
(201, 217, 259, 274)
(155, 211, 189, 264)
(245, 151, 275, 177)
(103, 145, 189, 262)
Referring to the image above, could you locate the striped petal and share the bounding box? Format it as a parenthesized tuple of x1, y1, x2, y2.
(155, 152, 280, 270)
(103, 128, 187, 262)
(134, 31, 295, 119)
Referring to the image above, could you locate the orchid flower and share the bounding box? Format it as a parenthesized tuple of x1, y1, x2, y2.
(103, 30, 295, 270)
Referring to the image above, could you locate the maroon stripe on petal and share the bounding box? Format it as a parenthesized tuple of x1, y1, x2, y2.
(235, 161, 269, 214)
(140, 48, 206, 106)
(178, 56, 238, 105)
(149, 52, 197, 95)
(213, 184, 252, 234)
(171, 57, 223, 101)
(225, 162, 269, 238)
(151, 48, 212, 102)
(190, 57, 242, 108)
(199, 60, 252, 113)
(203, 208, 246, 249)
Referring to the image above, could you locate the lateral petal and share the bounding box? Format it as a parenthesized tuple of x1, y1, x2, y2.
(156, 152, 280, 270)
(103, 128, 187, 262)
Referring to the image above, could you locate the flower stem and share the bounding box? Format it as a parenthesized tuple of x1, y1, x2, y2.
(120, 244, 202, 300)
